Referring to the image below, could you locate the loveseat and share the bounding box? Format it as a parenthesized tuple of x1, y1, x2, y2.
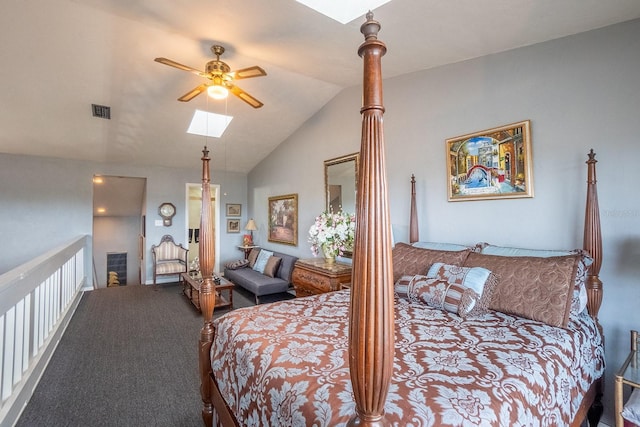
(223, 248, 298, 304)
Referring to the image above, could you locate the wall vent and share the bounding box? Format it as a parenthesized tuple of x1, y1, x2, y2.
(92, 104, 111, 119)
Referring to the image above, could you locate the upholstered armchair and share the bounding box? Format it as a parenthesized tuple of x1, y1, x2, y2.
(151, 235, 188, 285)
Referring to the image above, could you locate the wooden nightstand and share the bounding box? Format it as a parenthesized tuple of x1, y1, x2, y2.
(292, 258, 352, 297)
(616, 330, 640, 427)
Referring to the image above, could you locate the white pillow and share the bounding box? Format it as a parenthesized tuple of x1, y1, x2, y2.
(412, 241, 473, 251)
(252, 249, 273, 274)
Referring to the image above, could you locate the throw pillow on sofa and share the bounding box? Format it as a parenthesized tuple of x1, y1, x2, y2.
(253, 250, 274, 274)
(263, 256, 282, 278)
(224, 259, 249, 270)
(247, 248, 261, 268)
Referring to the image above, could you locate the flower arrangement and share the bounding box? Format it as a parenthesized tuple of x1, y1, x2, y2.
(308, 210, 356, 258)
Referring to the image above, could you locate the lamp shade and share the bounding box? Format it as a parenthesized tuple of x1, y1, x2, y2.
(245, 219, 257, 231)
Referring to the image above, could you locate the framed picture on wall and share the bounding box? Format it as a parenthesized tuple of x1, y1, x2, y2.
(227, 219, 240, 233)
(445, 120, 534, 201)
(226, 203, 241, 217)
(268, 193, 298, 246)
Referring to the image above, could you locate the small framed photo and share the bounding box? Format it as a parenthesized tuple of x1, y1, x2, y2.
(227, 219, 240, 233)
(226, 203, 241, 217)
(446, 120, 534, 201)
(268, 193, 298, 246)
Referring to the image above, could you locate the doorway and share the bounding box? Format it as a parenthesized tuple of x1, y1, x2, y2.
(93, 175, 146, 288)
(186, 183, 221, 274)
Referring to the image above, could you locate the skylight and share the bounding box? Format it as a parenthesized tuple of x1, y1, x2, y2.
(187, 110, 233, 138)
(296, 0, 393, 24)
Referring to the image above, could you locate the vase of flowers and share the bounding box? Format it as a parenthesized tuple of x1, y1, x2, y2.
(308, 210, 355, 264)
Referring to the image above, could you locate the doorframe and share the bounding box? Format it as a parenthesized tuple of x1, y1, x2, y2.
(185, 183, 221, 274)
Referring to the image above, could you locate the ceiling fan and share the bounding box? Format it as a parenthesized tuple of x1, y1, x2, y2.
(155, 45, 266, 108)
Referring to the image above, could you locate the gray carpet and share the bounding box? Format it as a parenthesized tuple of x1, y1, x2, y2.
(15, 282, 290, 427)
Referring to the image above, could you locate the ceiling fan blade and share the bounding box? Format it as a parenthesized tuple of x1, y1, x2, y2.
(230, 66, 267, 80)
(229, 84, 263, 108)
(178, 84, 208, 102)
(155, 57, 204, 77)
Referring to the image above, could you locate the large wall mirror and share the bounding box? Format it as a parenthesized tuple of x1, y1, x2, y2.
(325, 152, 359, 214)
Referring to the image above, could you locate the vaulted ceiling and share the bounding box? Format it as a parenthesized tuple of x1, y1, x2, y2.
(2, 0, 640, 174)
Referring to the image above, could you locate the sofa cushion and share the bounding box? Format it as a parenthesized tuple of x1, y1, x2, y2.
(224, 259, 249, 270)
(264, 256, 282, 278)
(273, 251, 297, 283)
(155, 261, 185, 274)
(224, 267, 289, 296)
(253, 250, 273, 273)
(247, 248, 261, 268)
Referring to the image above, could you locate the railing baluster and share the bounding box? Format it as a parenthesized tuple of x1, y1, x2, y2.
(0, 236, 88, 425)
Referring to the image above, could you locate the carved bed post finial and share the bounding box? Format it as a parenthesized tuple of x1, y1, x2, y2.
(409, 174, 419, 243)
(199, 145, 216, 426)
(583, 149, 603, 322)
(348, 12, 393, 427)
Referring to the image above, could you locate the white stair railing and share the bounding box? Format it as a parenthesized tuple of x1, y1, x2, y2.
(0, 235, 89, 426)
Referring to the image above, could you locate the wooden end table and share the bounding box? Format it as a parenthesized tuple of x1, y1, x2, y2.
(238, 245, 259, 259)
(181, 272, 234, 312)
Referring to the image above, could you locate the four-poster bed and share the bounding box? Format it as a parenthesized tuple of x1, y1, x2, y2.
(196, 12, 605, 427)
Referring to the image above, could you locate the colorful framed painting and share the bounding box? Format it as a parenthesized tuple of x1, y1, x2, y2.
(268, 193, 298, 246)
(226, 219, 240, 233)
(446, 120, 534, 201)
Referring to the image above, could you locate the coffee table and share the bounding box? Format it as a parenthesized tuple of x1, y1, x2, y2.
(181, 272, 234, 312)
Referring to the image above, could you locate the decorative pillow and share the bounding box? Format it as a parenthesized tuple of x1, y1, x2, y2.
(263, 256, 282, 278)
(478, 243, 593, 314)
(394, 275, 414, 300)
(247, 248, 261, 268)
(405, 274, 496, 318)
(463, 252, 581, 328)
(425, 263, 497, 317)
(224, 259, 249, 270)
(391, 242, 471, 283)
(252, 250, 273, 274)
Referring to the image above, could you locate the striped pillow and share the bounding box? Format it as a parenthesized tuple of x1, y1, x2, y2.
(411, 262, 497, 318)
(409, 276, 464, 314)
(394, 275, 414, 300)
(224, 259, 249, 270)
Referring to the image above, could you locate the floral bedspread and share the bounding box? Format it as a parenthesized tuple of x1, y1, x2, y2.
(210, 290, 604, 427)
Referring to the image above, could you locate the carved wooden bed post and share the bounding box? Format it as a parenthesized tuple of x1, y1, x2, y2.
(409, 174, 419, 243)
(348, 12, 394, 427)
(584, 149, 603, 322)
(198, 146, 217, 426)
(583, 149, 604, 426)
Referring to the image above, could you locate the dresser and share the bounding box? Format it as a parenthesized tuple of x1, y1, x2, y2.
(292, 258, 352, 297)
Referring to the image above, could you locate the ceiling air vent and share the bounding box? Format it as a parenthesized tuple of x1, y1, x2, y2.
(91, 104, 111, 119)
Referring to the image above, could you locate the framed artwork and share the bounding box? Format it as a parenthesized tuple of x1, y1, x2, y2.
(227, 219, 240, 233)
(268, 193, 298, 246)
(446, 120, 534, 201)
(226, 203, 241, 217)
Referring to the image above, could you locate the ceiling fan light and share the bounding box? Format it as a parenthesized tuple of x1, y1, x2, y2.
(207, 85, 229, 100)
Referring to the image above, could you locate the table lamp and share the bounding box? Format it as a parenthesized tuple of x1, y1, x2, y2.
(244, 218, 257, 245)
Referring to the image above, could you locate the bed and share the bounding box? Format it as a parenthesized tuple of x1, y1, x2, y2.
(196, 12, 605, 427)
